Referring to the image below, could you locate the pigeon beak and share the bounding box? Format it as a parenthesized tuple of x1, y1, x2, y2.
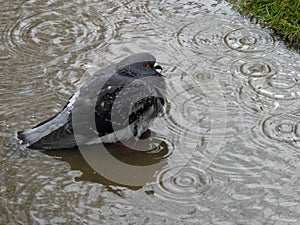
(154, 64, 163, 71)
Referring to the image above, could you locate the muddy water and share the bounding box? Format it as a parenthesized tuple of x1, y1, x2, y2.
(1, 0, 300, 224)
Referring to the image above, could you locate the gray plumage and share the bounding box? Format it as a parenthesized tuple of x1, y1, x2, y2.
(17, 53, 166, 150)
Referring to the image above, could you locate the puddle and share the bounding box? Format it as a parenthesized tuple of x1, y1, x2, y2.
(1, 0, 300, 224)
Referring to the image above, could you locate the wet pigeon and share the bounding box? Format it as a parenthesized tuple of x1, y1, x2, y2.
(17, 53, 166, 150)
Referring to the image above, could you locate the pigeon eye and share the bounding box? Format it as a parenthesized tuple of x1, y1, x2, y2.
(143, 63, 149, 69)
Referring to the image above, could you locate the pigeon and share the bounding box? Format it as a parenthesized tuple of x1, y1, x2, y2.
(17, 53, 166, 150)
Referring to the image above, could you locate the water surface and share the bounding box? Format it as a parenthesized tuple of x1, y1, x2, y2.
(1, 0, 300, 224)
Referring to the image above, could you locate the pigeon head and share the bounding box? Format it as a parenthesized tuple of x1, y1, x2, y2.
(117, 53, 163, 78)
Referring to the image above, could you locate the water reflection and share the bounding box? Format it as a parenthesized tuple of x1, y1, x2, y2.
(38, 127, 178, 189)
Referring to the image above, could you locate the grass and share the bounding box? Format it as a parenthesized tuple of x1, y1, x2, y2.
(229, 0, 300, 46)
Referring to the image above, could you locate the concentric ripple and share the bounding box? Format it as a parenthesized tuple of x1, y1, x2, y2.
(154, 165, 211, 203)
(110, 133, 176, 164)
(46, 67, 90, 97)
(146, 134, 176, 159)
(3, 6, 114, 66)
(237, 70, 300, 116)
(238, 85, 283, 115)
(223, 28, 275, 52)
(262, 112, 300, 149)
(176, 19, 228, 55)
(249, 73, 299, 101)
(231, 58, 277, 78)
(163, 63, 225, 136)
(154, 65, 205, 142)
(119, 0, 173, 24)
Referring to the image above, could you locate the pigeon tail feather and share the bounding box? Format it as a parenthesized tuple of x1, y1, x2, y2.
(17, 107, 77, 150)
